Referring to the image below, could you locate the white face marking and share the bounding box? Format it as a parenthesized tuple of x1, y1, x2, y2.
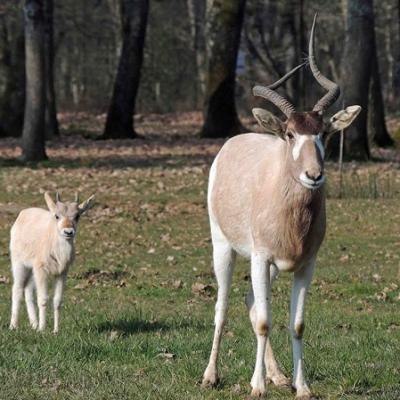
(292, 134, 325, 161)
(292, 135, 308, 161)
(315, 134, 325, 160)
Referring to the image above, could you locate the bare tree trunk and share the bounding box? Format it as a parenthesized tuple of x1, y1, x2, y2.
(0, 4, 25, 137)
(44, 0, 59, 138)
(22, 0, 47, 161)
(368, 16, 394, 148)
(103, 0, 149, 139)
(201, 0, 246, 138)
(393, 0, 400, 104)
(187, 0, 206, 108)
(340, 0, 373, 160)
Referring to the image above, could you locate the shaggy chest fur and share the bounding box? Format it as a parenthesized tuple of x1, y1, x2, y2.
(252, 186, 326, 269)
(45, 239, 75, 275)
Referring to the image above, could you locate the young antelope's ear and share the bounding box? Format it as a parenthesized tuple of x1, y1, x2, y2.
(252, 108, 286, 139)
(78, 195, 95, 214)
(325, 105, 361, 134)
(44, 192, 57, 213)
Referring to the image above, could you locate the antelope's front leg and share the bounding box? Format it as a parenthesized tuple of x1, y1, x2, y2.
(53, 273, 67, 334)
(290, 261, 315, 400)
(250, 252, 271, 397)
(33, 266, 49, 332)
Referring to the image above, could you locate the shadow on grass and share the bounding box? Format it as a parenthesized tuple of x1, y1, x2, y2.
(97, 318, 171, 335)
(97, 316, 205, 336)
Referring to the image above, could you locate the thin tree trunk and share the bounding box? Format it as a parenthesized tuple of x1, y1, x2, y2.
(340, 0, 373, 160)
(0, 4, 25, 137)
(44, 0, 59, 138)
(22, 0, 47, 161)
(187, 0, 206, 108)
(103, 0, 149, 139)
(201, 0, 246, 138)
(368, 20, 394, 148)
(393, 0, 400, 104)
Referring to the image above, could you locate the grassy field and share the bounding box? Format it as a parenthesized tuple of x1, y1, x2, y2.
(0, 116, 399, 399)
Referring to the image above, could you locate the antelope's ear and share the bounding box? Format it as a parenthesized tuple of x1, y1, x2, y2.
(44, 192, 57, 213)
(252, 108, 286, 139)
(78, 195, 95, 214)
(325, 105, 361, 134)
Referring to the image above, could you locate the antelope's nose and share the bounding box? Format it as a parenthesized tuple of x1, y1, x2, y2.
(305, 169, 323, 182)
(62, 228, 75, 237)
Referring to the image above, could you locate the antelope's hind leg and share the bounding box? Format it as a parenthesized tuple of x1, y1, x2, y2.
(202, 226, 236, 388)
(10, 261, 30, 330)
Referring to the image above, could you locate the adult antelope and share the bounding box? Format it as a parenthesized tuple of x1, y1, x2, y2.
(202, 15, 360, 399)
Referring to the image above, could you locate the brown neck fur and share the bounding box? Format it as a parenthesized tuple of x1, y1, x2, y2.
(267, 145, 326, 262)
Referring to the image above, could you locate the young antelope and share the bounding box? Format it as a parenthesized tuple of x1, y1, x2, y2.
(9, 192, 95, 333)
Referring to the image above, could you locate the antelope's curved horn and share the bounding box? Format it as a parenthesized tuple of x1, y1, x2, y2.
(309, 13, 340, 112)
(56, 192, 61, 203)
(253, 62, 306, 118)
(75, 192, 79, 203)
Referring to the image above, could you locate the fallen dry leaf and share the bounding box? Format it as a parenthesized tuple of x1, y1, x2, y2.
(191, 282, 214, 296)
(156, 352, 175, 360)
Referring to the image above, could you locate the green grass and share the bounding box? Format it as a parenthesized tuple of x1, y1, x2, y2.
(0, 145, 399, 399)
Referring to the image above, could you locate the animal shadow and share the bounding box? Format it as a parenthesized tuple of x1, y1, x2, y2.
(98, 318, 170, 336)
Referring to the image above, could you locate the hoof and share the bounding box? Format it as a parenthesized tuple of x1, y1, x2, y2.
(201, 368, 219, 389)
(250, 387, 266, 397)
(295, 386, 313, 400)
(296, 395, 313, 400)
(267, 373, 291, 388)
(9, 324, 17, 331)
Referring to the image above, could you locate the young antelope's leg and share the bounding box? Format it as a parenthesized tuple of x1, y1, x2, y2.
(246, 264, 290, 388)
(53, 273, 67, 334)
(33, 266, 49, 332)
(249, 252, 271, 397)
(10, 262, 30, 330)
(290, 261, 315, 400)
(202, 238, 235, 388)
(24, 274, 38, 329)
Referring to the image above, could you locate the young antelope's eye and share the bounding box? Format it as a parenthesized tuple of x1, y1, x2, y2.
(55, 214, 59, 220)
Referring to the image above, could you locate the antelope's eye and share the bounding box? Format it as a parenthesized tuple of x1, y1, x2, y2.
(55, 214, 59, 220)
(287, 132, 294, 140)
